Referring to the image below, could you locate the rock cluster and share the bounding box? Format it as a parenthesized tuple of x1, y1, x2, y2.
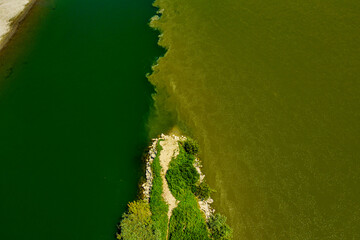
(142, 138, 159, 201)
(194, 157, 215, 219)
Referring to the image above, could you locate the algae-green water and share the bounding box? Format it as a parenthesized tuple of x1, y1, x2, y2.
(0, 0, 162, 239)
(150, 0, 360, 239)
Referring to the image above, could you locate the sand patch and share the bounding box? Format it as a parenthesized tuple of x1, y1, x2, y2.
(159, 134, 181, 219)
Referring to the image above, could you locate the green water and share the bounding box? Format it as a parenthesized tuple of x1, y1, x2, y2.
(0, 0, 163, 239)
(150, 0, 360, 239)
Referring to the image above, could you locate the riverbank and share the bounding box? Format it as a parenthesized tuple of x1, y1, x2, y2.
(0, 0, 36, 52)
(118, 135, 232, 239)
(142, 135, 213, 219)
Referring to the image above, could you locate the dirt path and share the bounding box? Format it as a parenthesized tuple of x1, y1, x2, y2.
(159, 135, 180, 220)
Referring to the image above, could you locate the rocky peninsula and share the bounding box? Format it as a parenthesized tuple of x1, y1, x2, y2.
(118, 134, 232, 240)
(0, 0, 35, 51)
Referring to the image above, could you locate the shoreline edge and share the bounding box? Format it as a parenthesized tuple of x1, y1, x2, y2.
(0, 0, 37, 53)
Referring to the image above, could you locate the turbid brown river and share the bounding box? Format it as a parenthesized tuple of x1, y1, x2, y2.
(149, 0, 360, 239)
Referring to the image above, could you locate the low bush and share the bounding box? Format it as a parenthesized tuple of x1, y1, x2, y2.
(194, 181, 215, 200)
(169, 191, 211, 240)
(207, 213, 233, 240)
(118, 200, 155, 240)
(182, 138, 200, 155)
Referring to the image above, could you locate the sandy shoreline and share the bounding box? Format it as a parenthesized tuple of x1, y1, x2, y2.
(0, 0, 36, 52)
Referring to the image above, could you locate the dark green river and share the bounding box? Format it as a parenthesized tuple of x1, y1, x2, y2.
(0, 0, 162, 239)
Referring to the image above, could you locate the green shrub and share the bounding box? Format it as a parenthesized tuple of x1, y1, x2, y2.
(182, 138, 200, 155)
(149, 141, 169, 240)
(207, 213, 233, 240)
(169, 191, 211, 240)
(194, 181, 215, 200)
(166, 145, 199, 200)
(118, 200, 155, 240)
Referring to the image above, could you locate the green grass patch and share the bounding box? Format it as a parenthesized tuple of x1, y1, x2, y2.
(149, 140, 169, 240)
(168, 190, 211, 240)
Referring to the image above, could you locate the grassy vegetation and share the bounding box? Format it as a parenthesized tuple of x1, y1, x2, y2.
(166, 144, 200, 200)
(169, 190, 211, 240)
(194, 181, 215, 200)
(149, 140, 169, 240)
